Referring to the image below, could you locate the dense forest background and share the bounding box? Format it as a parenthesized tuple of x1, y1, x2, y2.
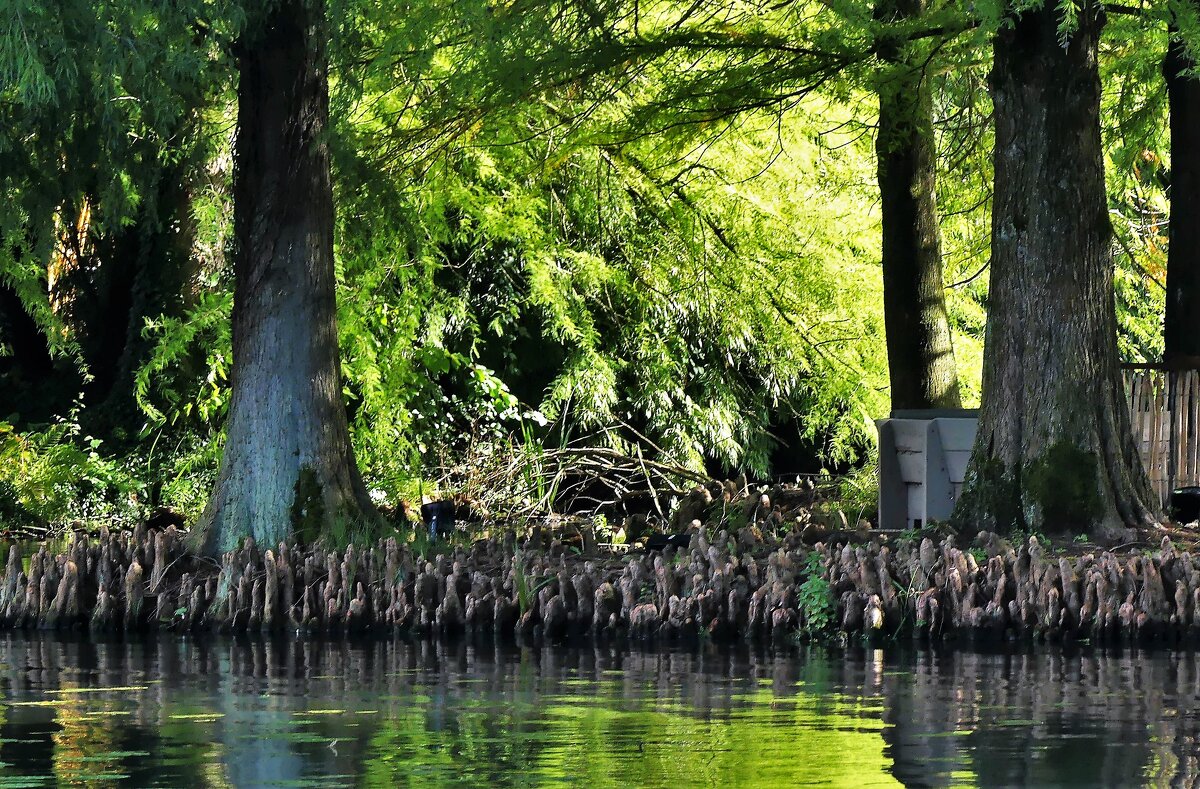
(0, 0, 1176, 538)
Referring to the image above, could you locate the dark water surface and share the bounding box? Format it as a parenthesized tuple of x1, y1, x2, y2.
(0, 635, 1193, 787)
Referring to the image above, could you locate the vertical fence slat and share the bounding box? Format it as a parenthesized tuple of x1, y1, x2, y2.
(1172, 371, 1181, 494)
(1186, 371, 1193, 486)
(1159, 374, 1168, 504)
(1134, 372, 1145, 448)
(1186, 370, 1193, 487)
(1162, 372, 1170, 504)
(1161, 371, 1170, 504)
(1186, 371, 1193, 485)
(1149, 373, 1161, 502)
(1178, 372, 1188, 487)
(1185, 369, 1195, 484)
(1182, 372, 1192, 487)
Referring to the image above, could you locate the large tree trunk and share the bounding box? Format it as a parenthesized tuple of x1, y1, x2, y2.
(953, 1, 1157, 539)
(1164, 20, 1200, 368)
(875, 0, 962, 411)
(195, 0, 375, 555)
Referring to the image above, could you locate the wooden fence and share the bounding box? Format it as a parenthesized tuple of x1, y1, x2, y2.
(1125, 368, 1200, 507)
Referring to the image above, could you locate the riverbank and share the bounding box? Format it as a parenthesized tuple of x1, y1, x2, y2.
(3, 518, 1200, 644)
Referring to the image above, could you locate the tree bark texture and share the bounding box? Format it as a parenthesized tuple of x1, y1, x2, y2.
(196, 0, 375, 555)
(954, 1, 1158, 538)
(1164, 19, 1200, 368)
(875, 0, 962, 411)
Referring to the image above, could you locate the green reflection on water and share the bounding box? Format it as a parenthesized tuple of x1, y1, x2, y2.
(0, 669, 908, 788)
(359, 684, 903, 788)
(18, 636, 1199, 788)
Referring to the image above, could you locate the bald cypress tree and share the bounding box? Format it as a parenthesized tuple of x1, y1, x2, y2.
(194, 0, 376, 555)
(954, 0, 1157, 538)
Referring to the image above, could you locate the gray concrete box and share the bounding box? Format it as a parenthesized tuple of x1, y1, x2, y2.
(877, 410, 978, 530)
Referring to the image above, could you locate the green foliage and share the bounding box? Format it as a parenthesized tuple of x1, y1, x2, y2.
(0, 0, 237, 366)
(1102, 13, 1169, 365)
(798, 552, 836, 638)
(514, 550, 532, 615)
(0, 0, 1186, 540)
(339, 0, 903, 478)
(0, 415, 145, 530)
(135, 291, 233, 430)
(837, 459, 879, 524)
(1012, 528, 1049, 548)
(316, 515, 396, 555)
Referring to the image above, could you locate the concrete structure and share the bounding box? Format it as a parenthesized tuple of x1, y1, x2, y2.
(877, 410, 978, 531)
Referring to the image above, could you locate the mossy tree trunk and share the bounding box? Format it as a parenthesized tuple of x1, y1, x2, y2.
(953, 0, 1158, 539)
(875, 0, 962, 412)
(195, 0, 375, 556)
(1164, 15, 1200, 368)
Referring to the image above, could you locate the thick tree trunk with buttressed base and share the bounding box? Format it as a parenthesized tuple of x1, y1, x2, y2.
(196, 0, 375, 556)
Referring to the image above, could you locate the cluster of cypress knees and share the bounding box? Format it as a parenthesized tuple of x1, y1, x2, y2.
(0, 519, 1195, 642)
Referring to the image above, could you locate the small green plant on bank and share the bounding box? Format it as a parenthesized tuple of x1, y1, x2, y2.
(313, 513, 397, 554)
(518, 421, 564, 515)
(968, 547, 987, 565)
(591, 513, 610, 542)
(894, 519, 953, 547)
(409, 526, 435, 560)
(1012, 528, 1048, 548)
(511, 551, 556, 615)
(718, 502, 750, 534)
(836, 459, 879, 524)
(889, 579, 916, 636)
(798, 552, 835, 638)
(514, 549, 532, 614)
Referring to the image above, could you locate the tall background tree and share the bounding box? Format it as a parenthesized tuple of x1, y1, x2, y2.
(1164, 2, 1200, 367)
(875, 0, 962, 410)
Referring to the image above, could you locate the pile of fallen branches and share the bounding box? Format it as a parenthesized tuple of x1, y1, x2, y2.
(429, 426, 847, 542)
(520, 446, 712, 517)
(431, 431, 718, 523)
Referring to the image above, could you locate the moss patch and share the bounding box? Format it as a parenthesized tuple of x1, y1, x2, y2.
(1024, 440, 1101, 532)
(953, 456, 1024, 533)
(290, 466, 325, 545)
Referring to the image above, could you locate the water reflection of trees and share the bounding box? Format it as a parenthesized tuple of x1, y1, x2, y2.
(871, 646, 1200, 787)
(0, 635, 1198, 785)
(0, 635, 897, 786)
